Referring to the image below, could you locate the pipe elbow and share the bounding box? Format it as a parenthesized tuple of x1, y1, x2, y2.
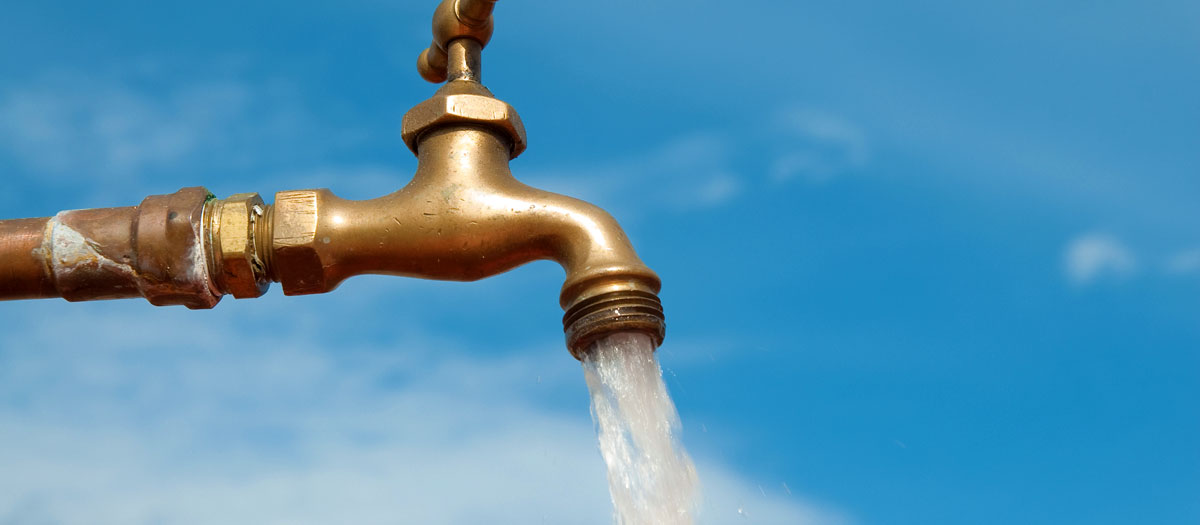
(528, 191, 659, 308)
(520, 190, 665, 359)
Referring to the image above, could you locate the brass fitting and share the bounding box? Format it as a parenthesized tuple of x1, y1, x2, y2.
(206, 193, 271, 298)
(270, 189, 328, 296)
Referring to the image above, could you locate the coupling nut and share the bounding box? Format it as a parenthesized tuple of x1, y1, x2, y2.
(135, 187, 223, 309)
(206, 193, 272, 298)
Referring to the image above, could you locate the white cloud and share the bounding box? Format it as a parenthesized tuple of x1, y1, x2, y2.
(522, 133, 743, 217)
(0, 299, 849, 525)
(694, 173, 742, 206)
(771, 109, 869, 184)
(1063, 233, 1137, 285)
(0, 77, 223, 174)
(523, 110, 870, 219)
(1165, 248, 1200, 276)
(0, 71, 352, 199)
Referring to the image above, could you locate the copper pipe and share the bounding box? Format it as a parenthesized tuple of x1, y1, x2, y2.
(0, 187, 221, 309)
(0, 0, 665, 358)
(0, 218, 55, 300)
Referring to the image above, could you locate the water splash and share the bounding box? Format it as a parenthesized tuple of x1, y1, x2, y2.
(583, 332, 699, 525)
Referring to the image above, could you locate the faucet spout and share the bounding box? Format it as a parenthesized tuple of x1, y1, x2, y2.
(268, 94, 664, 357)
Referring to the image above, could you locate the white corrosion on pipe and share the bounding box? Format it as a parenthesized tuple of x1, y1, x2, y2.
(44, 213, 138, 284)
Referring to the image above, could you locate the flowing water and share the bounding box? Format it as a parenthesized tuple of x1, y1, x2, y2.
(582, 332, 699, 525)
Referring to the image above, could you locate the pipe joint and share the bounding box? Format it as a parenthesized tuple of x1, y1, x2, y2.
(205, 193, 272, 299)
(1, 187, 224, 309)
(134, 187, 222, 308)
(270, 188, 338, 296)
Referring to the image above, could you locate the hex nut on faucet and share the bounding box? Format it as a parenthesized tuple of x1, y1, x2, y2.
(270, 188, 334, 296)
(209, 193, 271, 298)
(401, 81, 527, 158)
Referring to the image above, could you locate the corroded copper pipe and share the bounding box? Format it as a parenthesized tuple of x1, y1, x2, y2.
(42, 205, 142, 302)
(0, 188, 221, 309)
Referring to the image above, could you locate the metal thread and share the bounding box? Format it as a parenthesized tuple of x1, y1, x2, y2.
(255, 204, 276, 282)
(563, 289, 666, 361)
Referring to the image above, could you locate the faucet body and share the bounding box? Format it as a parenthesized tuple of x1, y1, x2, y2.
(0, 0, 666, 358)
(274, 126, 659, 307)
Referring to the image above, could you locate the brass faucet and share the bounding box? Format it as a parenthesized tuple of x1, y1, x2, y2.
(0, 0, 665, 359)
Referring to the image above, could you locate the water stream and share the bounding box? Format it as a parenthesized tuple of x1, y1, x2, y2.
(583, 332, 699, 524)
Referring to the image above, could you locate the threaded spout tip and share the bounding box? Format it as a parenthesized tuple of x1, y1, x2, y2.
(563, 290, 666, 360)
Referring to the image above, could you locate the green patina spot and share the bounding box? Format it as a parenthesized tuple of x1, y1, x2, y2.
(441, 184, 461, 203)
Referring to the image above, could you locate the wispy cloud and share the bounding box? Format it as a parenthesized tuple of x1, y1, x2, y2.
(1060, 233, 1200, 285)
(0, 78, 243, 175)
(522, 132, 743, 217)
(0, 69, 360, 203)
(0, 300, 849, 525)
(771, 109, 870, 184)
(1165, 248, 1200, 276)
(1062, 233, 1137, 286)
(521, 110, 870, 221)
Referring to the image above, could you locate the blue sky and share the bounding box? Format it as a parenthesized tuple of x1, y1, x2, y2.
(0, 1, 1197, 523)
